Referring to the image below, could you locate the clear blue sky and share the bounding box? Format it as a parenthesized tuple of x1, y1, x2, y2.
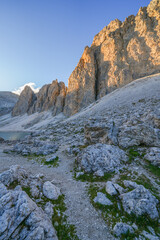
(0, 0, 151, 91)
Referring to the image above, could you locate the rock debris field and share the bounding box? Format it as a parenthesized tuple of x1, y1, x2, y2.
(0, 75, 160, 239)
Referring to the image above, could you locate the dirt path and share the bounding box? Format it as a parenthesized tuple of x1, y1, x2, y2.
(0, 143, 114, 240)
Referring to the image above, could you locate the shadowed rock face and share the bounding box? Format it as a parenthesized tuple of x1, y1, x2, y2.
(28, 80, 66, 115)
(12, 86, 36, 116)
(64, 0, 160, 116)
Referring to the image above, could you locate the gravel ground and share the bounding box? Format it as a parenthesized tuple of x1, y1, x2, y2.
(0, 143, 114, 240)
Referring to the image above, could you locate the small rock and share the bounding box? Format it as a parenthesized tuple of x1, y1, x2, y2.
(44, 202, 54, 220)
(106, 181, 118, 196)
(113, 183, 125, 194)
(123, 180, 139, 189)
(46, 155, 58, 163)
(113, 222, 134, 237)
(94, 170, 104, 177)
(93, 192, 113, 206)
(76, 172, 84, 178)
(43, 181, 61, 200)
(0, 137, 4, 142)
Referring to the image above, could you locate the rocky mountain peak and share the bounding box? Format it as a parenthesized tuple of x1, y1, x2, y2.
(12, 0, 160, 117)
(147, 0, 160, 13)
(12, 86, 36, 116)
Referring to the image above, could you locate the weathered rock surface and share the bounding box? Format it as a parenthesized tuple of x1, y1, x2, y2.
(84, 109, 160, 149)
(10, 141, 58, 156)
(118, 116, 160, 148)
(77, 143, 128, 174)
(0, 185, 58, 240)
(120, 184, 159, 219)
(28, 80, 66, 115)
(144, 147, 160, 166)
(12, 86, 36, 116)
(84, 119, 118, 145)
(0, 166, 58, 240)
(113, 222, 134, 237)
(93, 192, 113, 206)
(106, 181, 118, 196)
(43, 181, 61, 200)
(64, 0, 160, 115)
(0, 91, 18, 116)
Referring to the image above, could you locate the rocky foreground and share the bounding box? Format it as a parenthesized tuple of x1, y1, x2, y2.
(0, 74, 160, 239)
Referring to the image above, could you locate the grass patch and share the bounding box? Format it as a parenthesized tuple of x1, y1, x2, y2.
(144, 160, 160, 179)
(75, 172, 114, 182)
(8, 180, 19, 190)
(43, 156, 59, 167)
(127, 148, 141, 163)
(50, 195, 79, 240)
(88, 183, 160, 239)
(27, 155, 59, 168)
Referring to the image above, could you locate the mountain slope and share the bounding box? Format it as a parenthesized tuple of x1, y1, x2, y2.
(0, 92, 18, 116)
(1, 73, 160, 131)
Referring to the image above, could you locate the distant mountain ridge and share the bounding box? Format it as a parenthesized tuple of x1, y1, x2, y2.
(12, 0, 160, 117)
(0, 92, 18, 116)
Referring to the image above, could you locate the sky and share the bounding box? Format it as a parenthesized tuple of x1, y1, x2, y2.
(0, 0, 151, 92)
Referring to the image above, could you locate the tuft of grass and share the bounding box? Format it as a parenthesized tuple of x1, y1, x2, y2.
(88, 183, 160, 239)
(74, 172, 114, 182)
(127, 148, 141, 163)
(8, 180, 19, 190)
(43, 156, 59, 167)
(144, 160, 160, 179)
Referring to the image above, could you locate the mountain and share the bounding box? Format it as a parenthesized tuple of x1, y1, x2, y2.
(12, 0, 160, 117)
(0, 91, 18, 116)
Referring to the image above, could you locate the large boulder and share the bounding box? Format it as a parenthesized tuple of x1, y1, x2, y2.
(118, 118, 160, 148)
(84, 119, 118, 145)
(0, 183, 58, 239)
(77, 143, 128, 174)
(119, 185, 159, 219)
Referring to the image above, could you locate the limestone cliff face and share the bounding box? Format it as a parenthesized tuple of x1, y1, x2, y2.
(64, 47, 96, 116)
(12, 0, 160, 117)
(12, 86, 36, 116)
(28, 80, 66, 115)
(64, 0, 160, 116)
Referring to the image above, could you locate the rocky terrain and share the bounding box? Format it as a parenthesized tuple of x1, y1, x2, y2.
(12, 0, 160, 117)
(0, 91, 18, 116)
(0, 0, 160, 239)
(0, 73, 160, 239)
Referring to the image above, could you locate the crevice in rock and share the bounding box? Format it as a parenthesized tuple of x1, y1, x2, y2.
(94, 49, 100, 101)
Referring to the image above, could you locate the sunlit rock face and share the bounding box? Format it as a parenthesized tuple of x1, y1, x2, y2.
(64, 0, 160, 116)
(12, 0, 160, 117)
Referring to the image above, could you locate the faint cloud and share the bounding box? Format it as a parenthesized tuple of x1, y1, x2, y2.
(12, 82, 40, 95)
